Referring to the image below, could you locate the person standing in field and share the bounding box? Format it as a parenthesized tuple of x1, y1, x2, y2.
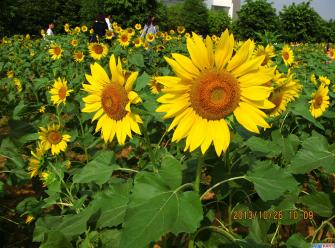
(90, 13, 108, 42)
(105, 14, 113, 31)
(46, 23, 54, 36)
(141, 15, 158, 38)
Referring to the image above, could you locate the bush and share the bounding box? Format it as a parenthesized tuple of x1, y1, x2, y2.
(182, 0, 209, 35)
(279, 1, 323, 42)
(235, 0, 279, 40)
(162, 3, 184, 31)
(208, 10, 231, 35)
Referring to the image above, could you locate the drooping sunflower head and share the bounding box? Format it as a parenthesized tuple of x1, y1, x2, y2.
(146, 33, 155, 43)
(133, 37, 142, 48)
(39, 124, 71, 155)
(6, 70, 14, 78)
(81, 55, 143, 144)
(134, 23, 142, 30)
(48, 44, 63, 60)
(319, 76, 330, 87)
(254, 44, 275, 66)
(49, 77, 73, 106)
(309, 84, 330, 118)
(310, 73, 317, 85)
(177, 26, 185, 34)
(13, 78, 22, 92)
(118, 32, 130, 47)
(88, 43, 108, 60)
(282, 45, 294, 66)
(156, 30, 276, 156)
(28, 143, 45, 178)
(73, 51, 85, 62)
(105, 30, 114, 40)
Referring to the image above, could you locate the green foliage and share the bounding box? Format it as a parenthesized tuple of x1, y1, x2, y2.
(208, 10, 231, 35)
(182, 0, 209, 35)
(163, 3, 184, 30)
(235, 0, 279, 40)
(279, 1, 323, 42)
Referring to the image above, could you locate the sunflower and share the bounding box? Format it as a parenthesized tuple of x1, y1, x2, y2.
(48, 44, 63, 60)
(64, 23, 70, 33)
(133, 37, 142, 48)
(319, 76, 330, 86)
(28, 143, 45, 177)
(114, 26, 122, 34)
(149, 77, 163, 94)
(70, 39, 78, 47)
(105, 30, 114, 40)
(169, 29, 175, 35)
(327, 48, 335, 60)
(126, 28, 135, 37)
(282, 45, 294, 66)
(112, 22, 118, 29)
(13, 78, 22, 92)
(135, 23, 142, 30)
(143, 42, 149, 50)
(6, 70, 14, 78)
(177, 26, 185, 34)
(184, 33, 190, 39)
(118, 32, 130, 47)
(39, 105, 46, 113)
(155, 45, 165, 52)
(25, 215, 35, 224)
(73, 51, 85, 62)
(309, 85, 330, 118)
(41, 29, 45, 37)
(81, 25, 88, 32)
(155, 31, 275, 156)
(146, 33, 155, 43)
(88, 43, 108, 60)
(254, 44, 275, 66)
(310, 74, 317, 85)
(267, 70, 301, 117)
(39, 124, 71, 155)
(74, 26, 81, 33)
(89, 28, 94, 34)
(49, 78, 73, 106)
(82, 55, 143, 144)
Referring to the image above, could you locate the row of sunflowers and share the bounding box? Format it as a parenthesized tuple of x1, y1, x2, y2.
(0, 22, 335, 247)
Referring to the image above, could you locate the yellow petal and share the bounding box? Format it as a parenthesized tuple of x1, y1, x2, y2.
(227, 39, 251, 72)
(125, 71, 139, 92)
(212, 119, 230, 156)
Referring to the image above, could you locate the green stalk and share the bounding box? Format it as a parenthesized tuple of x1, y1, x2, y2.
(194, 153, 205, 192)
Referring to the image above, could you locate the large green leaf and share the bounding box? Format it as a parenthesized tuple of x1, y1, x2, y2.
(158, 155, 182, 189)
(128, 53, 145, 68)
(299, 192, 335, 217)
(246, 161, 299, 201)
(287, 133, 335, 174)
(120, 163, 202, 248)
(73, 151, 118, 185)
(134, 72, 150, 91)
(244, 136, 281, 156)
(39, 231, 72, 248)
(286, 233, 310, 248)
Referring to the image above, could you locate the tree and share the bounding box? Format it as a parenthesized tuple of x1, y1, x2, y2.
(235, 0, 279, 40)
(182, 0, 209, 35)
(279, 1, 323, 42)
(208, 10, 231, 35)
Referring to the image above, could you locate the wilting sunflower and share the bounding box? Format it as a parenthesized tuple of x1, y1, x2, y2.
(309, 85, 330, 118)
(81, 25, 88, 32)
(118, 32, 130, 47)
(39, 124, 71, 155)
(135, 23, 142, 30)
(133, 37, 142, 48)
(48, 44, 63, 60)
(105, 30, 114, 40)
(73, 51, 85, 62)
(49, 78, 73, 106)
(282, 45, 294, 66)
(156, 31, 275, 156)
(70, 39, 78, 47)
(88, 43, 108, 60)
(82, 56, 143, 144)
(319, 76, 330, 86)
(254, 44, 275, 66)
(267, 70, 301, 117)
(149, 77, 163, 94)
(177, 26, 185, 34)
(146, 33, 155, 43)
(28, 143, 45, 177)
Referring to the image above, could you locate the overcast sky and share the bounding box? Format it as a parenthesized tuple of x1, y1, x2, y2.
(240, 0, 335, 20)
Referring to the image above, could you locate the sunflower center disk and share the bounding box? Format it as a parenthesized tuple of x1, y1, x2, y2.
(54, 47, 61, 55)
(190, 71, 240, 120)
(58, 86, 67, 100)
(47, 131, 62, 144)
(101, 84, 128, 121)
(283, 52, 289, 60)
(94, 45, 103, 54)
(314, 95, 323, 108)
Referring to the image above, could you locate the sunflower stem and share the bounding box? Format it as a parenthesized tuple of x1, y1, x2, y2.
(142, 124, 156, 167)
(194, 152, 205, 193)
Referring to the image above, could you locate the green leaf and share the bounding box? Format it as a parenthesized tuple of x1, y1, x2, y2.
(158, 155, 182, 189)
(120, 170, 202, 248)
(244, 136, 281, 156)
(134, 72, 150, 91)
(99, 230, 121, 248)
(40, 231, 72, 248)
(73, 151, 118, 185)
(271, 131, 300, 163)
(246, 161, 299, 201)
(299, 192, 335, 217)
(12, 101, 26, 120)
(287, 133, 335, 174)
(128, 53, 144, 67)
(286, 233, 310, 248)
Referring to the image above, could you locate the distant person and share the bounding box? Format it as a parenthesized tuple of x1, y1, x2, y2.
(141, 15, 158, 38)
(46, 23, 54, 36)
(90, 13, 108, 42)
(105, 14, 113, 31)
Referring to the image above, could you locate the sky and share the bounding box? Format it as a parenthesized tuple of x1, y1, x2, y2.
(240, 0, 335, 20)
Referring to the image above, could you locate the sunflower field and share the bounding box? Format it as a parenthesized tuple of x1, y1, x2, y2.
(0, 23, 335, 248)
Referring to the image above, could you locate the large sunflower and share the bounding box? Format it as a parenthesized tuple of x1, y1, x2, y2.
(82, 55, 143, 144)
(49, 78, 73, 106)
(254, 44, 275, 66)
(156, 31, 275, 156)
(88, 43, 108, 60)
(39, 124, 71, 155)
(48, 44, 63, 60)
(309, 85, 330, 118)
(282, 45, 294, 66)
(118, 32, 130, 47)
